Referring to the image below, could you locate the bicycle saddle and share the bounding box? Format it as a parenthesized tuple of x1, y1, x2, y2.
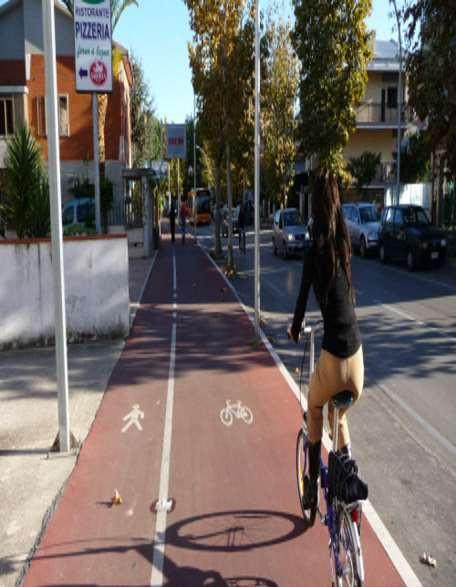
(331, 390, 354, 409)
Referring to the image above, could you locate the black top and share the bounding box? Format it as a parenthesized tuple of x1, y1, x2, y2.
(291, 245, 361, 358)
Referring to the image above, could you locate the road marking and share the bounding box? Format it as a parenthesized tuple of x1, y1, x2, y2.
(375, 300, 425, 325)
(202, 244, 423, 587)
(150, 251, 177, 587)
(378, 383, 456, 458)
(220, 400, 254, 427)
(121, 404, 144, 433)
(172, 251, 177, 292)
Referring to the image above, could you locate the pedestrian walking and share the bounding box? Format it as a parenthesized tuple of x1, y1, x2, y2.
(180, 199, 189, 245)
(169, 198, 177, 244)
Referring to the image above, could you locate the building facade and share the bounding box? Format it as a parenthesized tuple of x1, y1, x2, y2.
(0, 0, 132, 207)
(344, 39, 409, 194)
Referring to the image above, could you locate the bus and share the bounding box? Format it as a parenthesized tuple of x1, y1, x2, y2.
(188, 188, 212, 225)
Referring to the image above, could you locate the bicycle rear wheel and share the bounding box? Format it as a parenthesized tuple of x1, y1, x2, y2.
(296, 428, 317, 527)
(331, 505, 364, 587)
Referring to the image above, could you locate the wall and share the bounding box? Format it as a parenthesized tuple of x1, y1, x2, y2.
(344, 128, 395, 162)
(0, 235, 130, 347)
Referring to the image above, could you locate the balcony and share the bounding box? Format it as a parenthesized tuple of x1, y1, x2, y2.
(356, 102, 409, 127)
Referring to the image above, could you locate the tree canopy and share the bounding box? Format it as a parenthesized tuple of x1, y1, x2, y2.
(292, 0, 373, 174)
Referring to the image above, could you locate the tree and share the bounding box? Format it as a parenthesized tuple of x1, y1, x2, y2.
(292, 0, 373, 175)
(262, 15, 299, 206)
(62, 1, 139, 171)
(2, 126, 50, 238)
(348, 151, 381, 192)
(400, 132, 430, 184)
(130, 53, 155, 166)
(404, 0, 456, 221)
(184, 0, 254, 264)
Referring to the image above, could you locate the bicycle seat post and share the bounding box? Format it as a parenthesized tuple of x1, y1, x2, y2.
(333, 406, 340, 452)
(303, 326, 314, 375)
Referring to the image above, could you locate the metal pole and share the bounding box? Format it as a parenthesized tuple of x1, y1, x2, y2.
(254, 0, 261, 337)
(177, 158, 180, 207)
(92, 94, 101, 233)
(392, 0, 403, 206)
(193, 93, 197, 242)
(42, 0, 70, 452)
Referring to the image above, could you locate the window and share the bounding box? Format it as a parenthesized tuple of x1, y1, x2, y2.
(387, 86, 398, 109)
(384, 208, 394, 225)
(0, 97, 14, 136)
(62, 204, 74, 226)
(36, 95, 70, 137)
(274, 210, 281, 225)
(283, 210, 302, 227)
(76, 202, 95, 224)
(359, 206, 379, 223)
(394, 208, 404, 226)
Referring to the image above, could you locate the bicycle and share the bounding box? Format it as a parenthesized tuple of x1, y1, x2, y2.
(295, 327, 366, 587)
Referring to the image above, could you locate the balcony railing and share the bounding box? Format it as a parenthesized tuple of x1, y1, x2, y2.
(356, 102, 409, 125)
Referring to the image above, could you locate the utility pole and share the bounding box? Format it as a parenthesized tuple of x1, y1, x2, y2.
(92, 95, 101, 233)
(392, 0, 403, 206)
(254, 0, 261, 337)
(42, 0, 70, 452)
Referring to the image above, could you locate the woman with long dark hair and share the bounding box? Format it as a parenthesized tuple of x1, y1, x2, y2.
(288, 170, 364, 509)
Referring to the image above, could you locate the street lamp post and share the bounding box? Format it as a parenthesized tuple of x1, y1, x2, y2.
(391, 0, 403, 205)
(193, 93, 197, 243)
(254, 0, 261, 337)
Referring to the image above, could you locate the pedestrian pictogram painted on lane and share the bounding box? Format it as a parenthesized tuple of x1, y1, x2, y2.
(121, 404, 144, 433)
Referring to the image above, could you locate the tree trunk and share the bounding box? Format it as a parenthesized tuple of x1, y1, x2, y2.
(214, 165, 222, 257)
(226, 142, 234, 267)
(97, 93, 108, 179)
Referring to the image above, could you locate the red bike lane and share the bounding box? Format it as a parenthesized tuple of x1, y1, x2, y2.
(24, 238, 409, 586)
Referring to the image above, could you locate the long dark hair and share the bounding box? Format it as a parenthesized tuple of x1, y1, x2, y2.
(310, 171, 353, 305)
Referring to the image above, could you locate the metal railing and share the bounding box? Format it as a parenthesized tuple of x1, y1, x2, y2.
(356, 102, 409, 125)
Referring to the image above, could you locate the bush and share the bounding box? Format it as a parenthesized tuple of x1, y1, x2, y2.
(2, 126, 50, 238)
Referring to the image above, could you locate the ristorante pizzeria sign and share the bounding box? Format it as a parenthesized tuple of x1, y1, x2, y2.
(74, 0, 113, 93)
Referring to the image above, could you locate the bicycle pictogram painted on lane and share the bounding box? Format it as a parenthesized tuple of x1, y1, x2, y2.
(220, 400, 253, 427)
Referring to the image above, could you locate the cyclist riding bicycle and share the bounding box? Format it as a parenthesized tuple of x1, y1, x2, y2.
(288, 170, 364, 511)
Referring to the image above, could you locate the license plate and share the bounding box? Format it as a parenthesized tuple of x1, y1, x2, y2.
(431, 252, 439, 260)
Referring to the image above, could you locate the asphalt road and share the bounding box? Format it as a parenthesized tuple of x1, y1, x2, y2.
(197, 223, 456, 587)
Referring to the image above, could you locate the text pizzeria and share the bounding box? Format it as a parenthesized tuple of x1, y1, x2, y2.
(75, 22, 110, 41)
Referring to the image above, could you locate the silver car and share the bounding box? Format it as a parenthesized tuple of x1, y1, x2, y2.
(272, 208, 311, 258)
(342, 202, 380, 258)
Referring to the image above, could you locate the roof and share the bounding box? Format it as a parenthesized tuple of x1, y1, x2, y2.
(368, 39, 401, 72)
(0, 0, 125, 52)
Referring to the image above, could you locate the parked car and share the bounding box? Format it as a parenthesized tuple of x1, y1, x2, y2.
(342, 202, 380, 258)
(272, 208, 311, 258)
(62, 197, 95, 231)
(378, 204, 447, 270)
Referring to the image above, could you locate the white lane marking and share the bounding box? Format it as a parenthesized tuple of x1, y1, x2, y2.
(121, 404, 144, 433)
(378, 383, 456, 459)
(375, 300, 425, 326)
(172, 252, 177, 292)
(150, 250, 177, 587)
(220, 400, 254, 427)
(201, 244, 423, 587)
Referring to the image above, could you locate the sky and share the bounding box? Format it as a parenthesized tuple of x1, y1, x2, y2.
(113, 0, 400, 123)
(0, 0, 402, 123)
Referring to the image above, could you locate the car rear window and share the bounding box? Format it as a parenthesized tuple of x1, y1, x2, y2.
(359, 206, 379, 223)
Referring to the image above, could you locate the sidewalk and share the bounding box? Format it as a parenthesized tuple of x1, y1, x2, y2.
(0, 256, 156, 587)
(9, 236, 413, 586)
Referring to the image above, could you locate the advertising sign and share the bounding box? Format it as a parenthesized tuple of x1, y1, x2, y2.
(74, 0, 113, 93)
(166, 124, 187, 159)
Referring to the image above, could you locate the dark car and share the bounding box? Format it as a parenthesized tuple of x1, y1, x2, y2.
(378, 205, 447, 270)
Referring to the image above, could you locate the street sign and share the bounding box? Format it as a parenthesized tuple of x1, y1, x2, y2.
(74, 0, 113, 93)
(166, 124, 187, 159)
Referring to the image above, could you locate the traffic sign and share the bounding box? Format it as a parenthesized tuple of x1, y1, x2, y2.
(166, 124, 187, 160)
(74, 0, 113, 93)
